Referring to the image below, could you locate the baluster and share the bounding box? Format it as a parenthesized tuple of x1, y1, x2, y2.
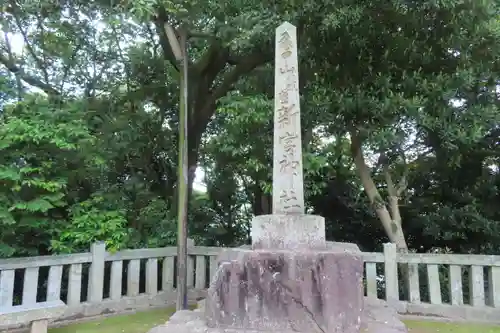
(488, 266, 500, 307)
(47, 265, 63, 301)
(162, 257, 174, 292)
(449, 265, 463, 306)
(426, 264, 442, 304)
(195, 256, 206, 289)
(23, 267, 39, 305)
(127, 260, 140, 297)
(187, 255, 194, 288)
(110, 261, 123, 300)
(470, 265, 485, 306)
(146, 258, 158, 295)
(365, 263, 377, 299)
(408, 264, 420, 303)
(0, 270, 15, 306)
(67, 264, 82, 306)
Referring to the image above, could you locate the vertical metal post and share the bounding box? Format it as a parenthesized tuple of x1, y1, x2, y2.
(176, 28, 189, 311)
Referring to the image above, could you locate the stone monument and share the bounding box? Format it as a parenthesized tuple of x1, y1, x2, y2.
(147, 22, 407, 333)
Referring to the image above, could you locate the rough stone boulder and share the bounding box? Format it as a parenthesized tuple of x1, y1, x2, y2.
(204, 247, 364, 333)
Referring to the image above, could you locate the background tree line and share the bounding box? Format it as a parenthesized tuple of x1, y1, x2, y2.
(0, 0, 499, 259)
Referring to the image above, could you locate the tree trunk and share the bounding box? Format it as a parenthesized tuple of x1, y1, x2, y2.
(252, 183, 272, 215)
(349, 131, 408, 251)
(349, 131, 412, 300)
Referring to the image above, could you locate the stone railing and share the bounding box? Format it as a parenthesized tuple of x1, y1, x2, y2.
(364, 243, 500, 322)
(1, 242, 500, 329)
(0, 239, 218, 329)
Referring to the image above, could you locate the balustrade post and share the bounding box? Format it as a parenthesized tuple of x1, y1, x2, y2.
(88, 242, 106, 302)
(384, 243, 398, 306)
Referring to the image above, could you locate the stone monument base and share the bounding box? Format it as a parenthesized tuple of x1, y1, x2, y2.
(250, 214, 326, 249)
(147, 298, 408, 333)
(204, 247, 364, 332)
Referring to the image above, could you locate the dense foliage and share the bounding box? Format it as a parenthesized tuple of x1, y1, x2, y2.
(1, 0, 499, 257)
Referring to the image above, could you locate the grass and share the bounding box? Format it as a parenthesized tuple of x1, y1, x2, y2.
(47, 309, 500, 333)
(404, 320, 500, 333)
(49, 308, 175, 333)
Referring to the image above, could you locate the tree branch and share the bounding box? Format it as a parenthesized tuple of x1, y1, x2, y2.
(9, 1, 51, 84)
(194, 40, 227, 76)
(188, 31, 214, 39)
(153, 8, 179, 72)
(349, 131, 384, 208)
(59, 43, 82, 94)
(212, 48, 271, 102)
(0, 3, 60, 96)
(350, 129, 409, 250)
(381, 153, 397, 197)
(395, 149, 409, 196)
(189, 47, 272, 165)
(377, 147, 409, 197)
(145, 23, 160, 58)
(0, 52, 60, 95)
(2, 23, 23, 100)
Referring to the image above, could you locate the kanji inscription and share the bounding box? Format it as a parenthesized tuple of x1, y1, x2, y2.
(276, 104, 297, 128)
(278, 31, 293, 58)
(272, 22, 304, 214)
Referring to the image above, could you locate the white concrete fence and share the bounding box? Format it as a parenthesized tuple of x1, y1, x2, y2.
(1, 241, 500, 330)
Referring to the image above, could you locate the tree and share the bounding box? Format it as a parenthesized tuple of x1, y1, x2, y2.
(299, 0, 500, 250)
(0, 0, 273, 253)
(1, 0, 500, 258)
(0, 95, 102, 256)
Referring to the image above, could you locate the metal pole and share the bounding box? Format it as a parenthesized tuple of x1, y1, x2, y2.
(176, 28, 189, 311)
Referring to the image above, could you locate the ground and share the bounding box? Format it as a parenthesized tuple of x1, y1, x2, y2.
(48, 309, 500, 333)
(404, 320, 500, 333)
(49, 308, 176, 333)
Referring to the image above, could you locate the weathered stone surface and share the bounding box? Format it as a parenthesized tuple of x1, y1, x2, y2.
(272, 22, 305, 216)
(205, 247, 364, 333)
(31, 319, 49, 333)
(251, 214, 326, 250)
(146, 298, 408, 333)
